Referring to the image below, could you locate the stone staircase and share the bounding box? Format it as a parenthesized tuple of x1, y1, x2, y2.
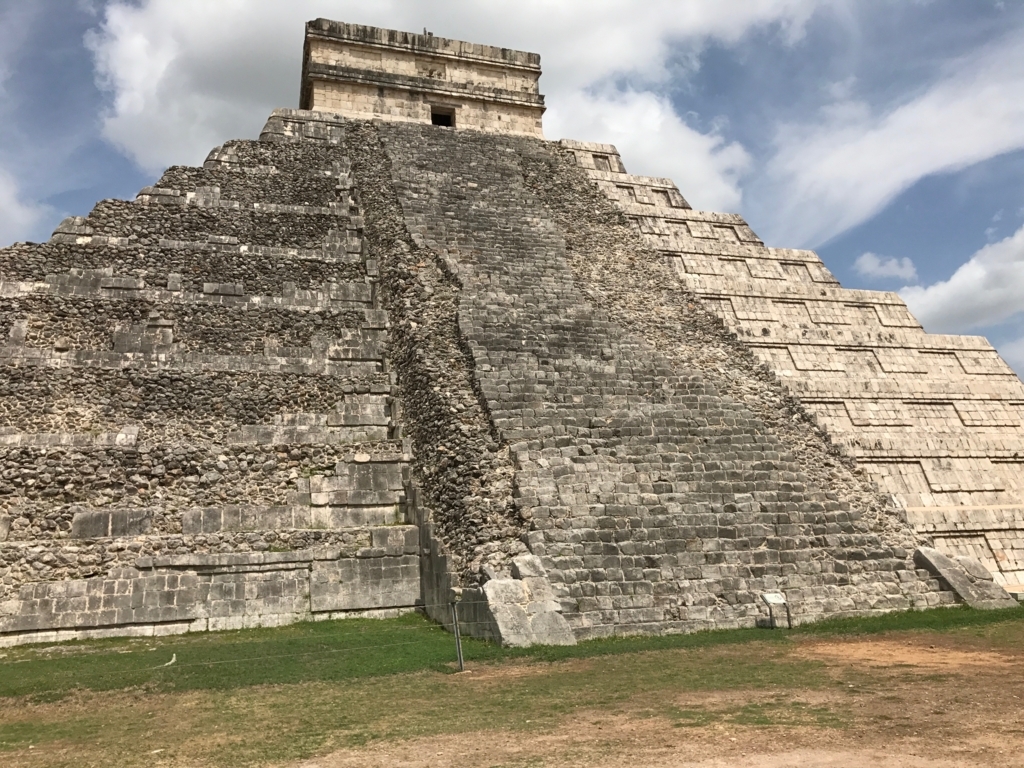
(366, 121, 957, 640)
(558, 140, 1024, 596)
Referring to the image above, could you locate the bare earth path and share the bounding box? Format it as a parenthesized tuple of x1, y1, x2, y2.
(2, 622, 1023, 768)
(296, 637, 1024, 768)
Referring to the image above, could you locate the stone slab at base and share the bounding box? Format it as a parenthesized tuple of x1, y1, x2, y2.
(456, 555, 575, 648)
(914, 547, 1020, 610)
(415, 501, 574, 647)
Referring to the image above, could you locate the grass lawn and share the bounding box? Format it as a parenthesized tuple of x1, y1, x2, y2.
(0, 605, 1021, 767)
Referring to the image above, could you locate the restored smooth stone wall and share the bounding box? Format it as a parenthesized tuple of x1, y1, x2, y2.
(0, 529, 420, 647)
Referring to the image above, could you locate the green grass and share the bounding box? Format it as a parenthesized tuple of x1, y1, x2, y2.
(0, 605, 1020, 768)
(0, 613, 458, 699)
(0, 604, 1019, 701)
(789, 603, 1024, 636)
(0, 639, 829, 765)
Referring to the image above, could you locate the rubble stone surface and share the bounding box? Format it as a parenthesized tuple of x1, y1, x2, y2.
(1, 20, 1019, 647)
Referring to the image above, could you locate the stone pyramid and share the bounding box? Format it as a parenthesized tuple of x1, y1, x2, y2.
(0, 20, 1018, 648)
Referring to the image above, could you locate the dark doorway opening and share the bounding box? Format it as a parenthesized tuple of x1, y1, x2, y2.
(431, 107, 455, 127)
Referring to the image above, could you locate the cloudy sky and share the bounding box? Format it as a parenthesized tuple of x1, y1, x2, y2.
(2, 0, 1024, 372)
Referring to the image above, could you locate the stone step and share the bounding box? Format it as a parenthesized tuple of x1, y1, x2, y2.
(905, 504, 1024, 531)
(233, 398, 401, 444)
(0, 239, 368, 290)
(228, 424, 390, 445)
(181, 502, 406, 532)
(202, 136, 347, 163)
(683, 278, 916, 313)
(0, 426, 139, 448)
(0, 346, 388, 376)
(54, 200, 340, 251)
(133, 183, 350, 215)
(269, 396, 394, 427)
(9, 499, 415, 540)
(0, 527, 420, 643)
(296, 458, 408, 506)
(0, 277, 377, 312)
(736, 326, 994, 352)
(786, 378, 1024, 399)
(1, 295, 386, 359)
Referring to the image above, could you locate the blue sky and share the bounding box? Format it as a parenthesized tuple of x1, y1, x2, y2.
(2, 0, 1024, 372)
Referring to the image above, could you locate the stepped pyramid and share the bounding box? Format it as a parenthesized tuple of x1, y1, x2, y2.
(0, 20, 1019, 648)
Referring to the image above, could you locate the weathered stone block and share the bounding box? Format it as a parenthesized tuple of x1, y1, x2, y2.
(71, 509, 153, 539)
(914, 547, 1018, 610)
(310, 556, 420, 612)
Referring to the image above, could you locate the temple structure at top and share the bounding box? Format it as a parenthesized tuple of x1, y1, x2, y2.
(299, 19, 546, 137)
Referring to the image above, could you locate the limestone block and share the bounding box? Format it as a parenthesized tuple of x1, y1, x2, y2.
(7, 319, 26, 346)
(100, 277, 146, 290)
(136, 187, 184, 205)
(370, 526, 419, 555)
(204, 146, 240, 168)
(0, 515, 10, 541)
(51, 216, 93, 238)
(955, 556, 994, 582)
(71, 509, 153, 539)
(480, 568, 576, 647)
(510, 554, 546, 579)
(194, 186, 222, 207)
(203, 282, 245, 296)
(310, 555, 420, 612)
(482, 583, 533, 646)
(112, 315, 175, 353)
(914, 547, 1018, 609)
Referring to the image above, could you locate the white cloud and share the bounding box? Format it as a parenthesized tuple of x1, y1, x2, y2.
(853, 252, 917, 282)
(0, 3, 39, 101)
(0, 169, 52, 245)
(547, 89, 750, 211)
(901, 223, 1024, 333)
(757, 29, 1024, 248)
(84, 0, 822, 194)
(997, 333, 1024, 377)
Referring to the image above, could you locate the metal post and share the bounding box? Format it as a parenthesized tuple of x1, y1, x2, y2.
(450, 601, 465, 672)
(784, 603, 793, 630)
(768, 604, 776, 629)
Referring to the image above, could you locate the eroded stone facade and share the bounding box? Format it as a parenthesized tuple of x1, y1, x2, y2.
(0, 137, 422, 646)
(0, 21, 1018, 648)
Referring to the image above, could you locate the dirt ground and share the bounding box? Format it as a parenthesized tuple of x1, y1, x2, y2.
(3, 628, 1023, 768)
(295, 637, 1024, 768)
